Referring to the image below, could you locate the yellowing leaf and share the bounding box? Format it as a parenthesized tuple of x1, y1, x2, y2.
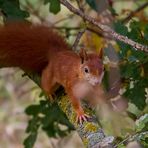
(81, 31, 105, 53)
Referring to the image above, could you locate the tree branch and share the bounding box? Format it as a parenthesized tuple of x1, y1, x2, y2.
(122, 2, 148, 23)
(72, 28, 86, 50)
(60, 0, 148, 53)
(26, 73, 114, 147)
(58, 96, 114, 148)
(114, 131, 148, 148)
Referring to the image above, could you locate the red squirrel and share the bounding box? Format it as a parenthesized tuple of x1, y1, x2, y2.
(0, 22, 104, 123)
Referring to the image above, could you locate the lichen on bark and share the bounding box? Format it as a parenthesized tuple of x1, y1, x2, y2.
(26, 72, 114, 147)
(58, 95, 114, 147)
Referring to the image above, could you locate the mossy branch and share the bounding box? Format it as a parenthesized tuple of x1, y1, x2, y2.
(26, 72, 114, 147)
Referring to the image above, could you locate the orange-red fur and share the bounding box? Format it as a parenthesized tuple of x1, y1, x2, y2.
(0, 23, 104, 123)
(0, 22, 70, 72)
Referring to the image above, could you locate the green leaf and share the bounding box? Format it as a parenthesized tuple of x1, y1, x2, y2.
(23, 132, 38, 148)
(120, 62, 140, 79)
(85, 0, 98, 11)
(24, 117, 40, 148)
(124, 83, 146, 110)
(24, 99, 73, 146)
(144, 25, 148, 40)
(26, 117, 41, 133)
(113, 20, 148, 110)
(135, 114, 148, 132)
(114, 21, 128, 36)
(113, 21, 130, 58)
(25, 105, 41, 116)
(140, 134, 148, 147)
(44, 0, 61, 14)
(0, 0, 29, 21)
(42, 123, 56, 137)
(50, 0, 61, 14)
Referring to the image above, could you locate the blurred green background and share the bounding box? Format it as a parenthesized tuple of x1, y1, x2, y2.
(0, 0, 148, 148)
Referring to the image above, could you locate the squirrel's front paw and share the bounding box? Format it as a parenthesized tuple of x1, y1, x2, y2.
(76, 112, 90, 124)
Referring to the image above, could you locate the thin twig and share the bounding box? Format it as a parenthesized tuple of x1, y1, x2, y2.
(60, 0, 148, 53)
(122, 2, 148, 23)
(114, 131, 148, 148)
(54, 26, 81, 30)
(53, 25, 112, 40)
(72, 29, 86, 50)
(76, 0, 85, 13)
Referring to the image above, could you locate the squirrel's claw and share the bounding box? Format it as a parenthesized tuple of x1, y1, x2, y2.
(76, 113, 90, 124)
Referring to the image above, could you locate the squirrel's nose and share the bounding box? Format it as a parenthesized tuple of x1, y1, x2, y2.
(92, 78, 101, 86)
(95, 80, 101, 85)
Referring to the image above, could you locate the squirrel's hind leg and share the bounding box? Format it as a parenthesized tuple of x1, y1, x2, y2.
(41, 64, 57, 101)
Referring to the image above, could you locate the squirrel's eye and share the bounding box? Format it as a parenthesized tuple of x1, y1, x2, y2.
(84, 68, 89, 73)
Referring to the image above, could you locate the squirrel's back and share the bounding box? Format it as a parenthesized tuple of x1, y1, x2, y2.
(0, 22, 70, 73)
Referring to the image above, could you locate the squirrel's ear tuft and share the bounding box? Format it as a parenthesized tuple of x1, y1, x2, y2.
(98, 48, 103, 59)
(79, 48, 88, 64)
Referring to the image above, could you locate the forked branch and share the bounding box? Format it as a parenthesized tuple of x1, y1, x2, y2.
(60, 0, 148, 53)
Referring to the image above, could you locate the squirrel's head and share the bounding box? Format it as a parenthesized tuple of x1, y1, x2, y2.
(79, 48, 104, 86)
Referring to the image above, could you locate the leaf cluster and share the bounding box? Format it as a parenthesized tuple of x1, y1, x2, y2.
(114, 21, 148, 110)
(24, 99, 74, 148)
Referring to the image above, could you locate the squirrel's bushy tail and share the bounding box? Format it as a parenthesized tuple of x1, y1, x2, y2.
(0, 22, 70, 73)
